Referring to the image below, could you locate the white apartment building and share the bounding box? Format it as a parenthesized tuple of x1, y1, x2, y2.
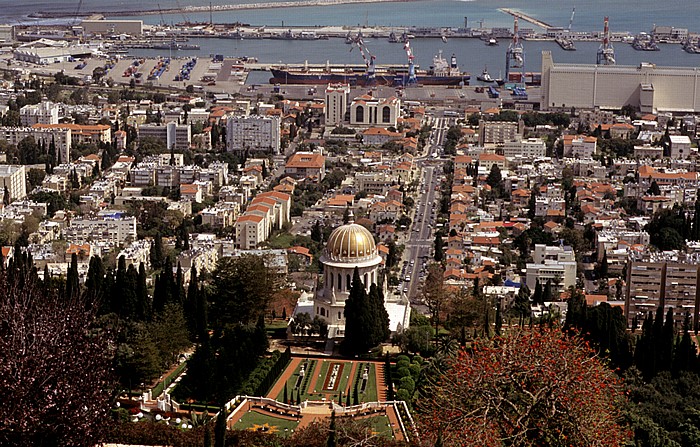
(0, 165, 26, 202)
(0, 127, 71, 164)
(325, 83, 350, 126)
(235, 214, 266, 249)
(502, 138, 546, 159)
(478, 120, 524, 146)
(226, 115, 281, 154)
(563, 134, 597, 159)
(63, 216, 137, 245)
(525, 244, 577, 295)
(20, 101, 59, 126)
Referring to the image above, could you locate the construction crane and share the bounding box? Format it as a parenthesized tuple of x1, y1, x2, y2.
(597, 16, 616, 65)
(403, 39, 416, 86)
(568, 7, 575, 32)
(505, 16, 524, 81)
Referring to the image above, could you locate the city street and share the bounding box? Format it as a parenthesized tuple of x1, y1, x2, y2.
(398, 119, 449, 310)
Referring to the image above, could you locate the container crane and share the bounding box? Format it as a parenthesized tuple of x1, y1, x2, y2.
(597, 16, 616, 65)
(350, 33, 376, 84)
(505, 16, 524, 81)
(403, 39, 417, 85)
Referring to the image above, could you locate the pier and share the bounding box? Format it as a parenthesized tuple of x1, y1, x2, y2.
(499, 8, 553, 30)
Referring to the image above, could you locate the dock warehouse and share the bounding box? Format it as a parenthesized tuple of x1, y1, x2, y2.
(13, 39, 93, 65)
(540, 50, 700, 114)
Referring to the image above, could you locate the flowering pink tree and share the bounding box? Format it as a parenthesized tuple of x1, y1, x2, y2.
(419, 329, 629, 447)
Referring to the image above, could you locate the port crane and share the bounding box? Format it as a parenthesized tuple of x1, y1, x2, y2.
(403, 39, 417, 86)
(349, 33, 376, 84)
(597, 16, 616, 65)
(568, 7, 575, 32)
(505, 16, 525, 81)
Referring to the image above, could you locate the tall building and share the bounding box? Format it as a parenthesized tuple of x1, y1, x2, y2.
(20, 102, 59, 126)
(325, 83, 350, 126)
(226, 115, 281, 154)
(525, 244, 577, 296)
(0, 165, 26, 202)
(625, 257, 700, 328)
(138, 123, 191, 151)
(478, 120, 524, 146)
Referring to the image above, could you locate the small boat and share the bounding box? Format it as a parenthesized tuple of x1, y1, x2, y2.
(555, 36, 576, 51)
(487, 37, 498, 46)
(441, 35, 447, 43)
(632, 33, 660, 51)
(477, 66, 494, 83)
(389, 31, 399, 43)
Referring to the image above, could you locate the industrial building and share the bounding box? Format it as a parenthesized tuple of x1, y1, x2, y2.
(541, 51, 700, 113)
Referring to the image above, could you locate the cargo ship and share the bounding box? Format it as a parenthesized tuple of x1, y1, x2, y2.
(269, 51, 469, 87)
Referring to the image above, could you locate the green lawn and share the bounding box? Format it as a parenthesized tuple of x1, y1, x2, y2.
(267, 232, 296, 249)
(234, 411, 299, 437)
(275, 359, 317, 402)
(274, 360, 383, 404)
(368, 415, 394, 437)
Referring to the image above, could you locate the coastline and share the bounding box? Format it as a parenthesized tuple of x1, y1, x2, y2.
(30, 0, 421, 19)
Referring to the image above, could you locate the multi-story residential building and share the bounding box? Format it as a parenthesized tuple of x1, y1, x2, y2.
(284, 151, 326, 182)
(355, 172, 396, 195)
(20, 101, 59, 126)
(502, 138, 547, 159)
(478, 153, 507, 172)
(201, 202, 240, 228)
(33, 123, 111, 146)
(349, 94, 400, 128)
(525, 244, 577, 295)
(235, 214, 266, 249)
(0, 165, 26, 202)
(325, 83, 350, 126)
(563, 134, 597, 159)
(625, 255, 700, 327)
(226, 115, 281, 154)
(478, 120, 524, 146)
(138, 122, 192, 151)
(155, 165, 180, 188)
(63, 215, 137, 245)
(0, 127, 71, 164)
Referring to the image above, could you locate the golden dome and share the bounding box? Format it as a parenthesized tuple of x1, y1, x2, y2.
(324, 223, 377, 263)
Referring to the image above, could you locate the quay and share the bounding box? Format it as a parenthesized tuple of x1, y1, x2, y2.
(499, 8, 553, 30)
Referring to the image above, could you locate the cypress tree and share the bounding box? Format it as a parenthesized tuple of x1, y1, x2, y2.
(150, 233, 164, 270)
(175, 261, 185, 305)
(185, 266, 199, 339)
(214, 409, 226, 447)
(196, 285, 208, 341)
(65, 253, 79, 301)
(660, 307, 675, 372)
(345, 391, 350, 406)
(533, 279, 542, 306)
(338, 391, 343, 405)
(353, 384, 359, 405)
(283, 382, 288, 404)
(673, 313, 697, 375)
(495, 302, 502, 336)
(136, 262, 149, 320)
(343, 268, 369, 355)
(327, 411, 337, 447)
